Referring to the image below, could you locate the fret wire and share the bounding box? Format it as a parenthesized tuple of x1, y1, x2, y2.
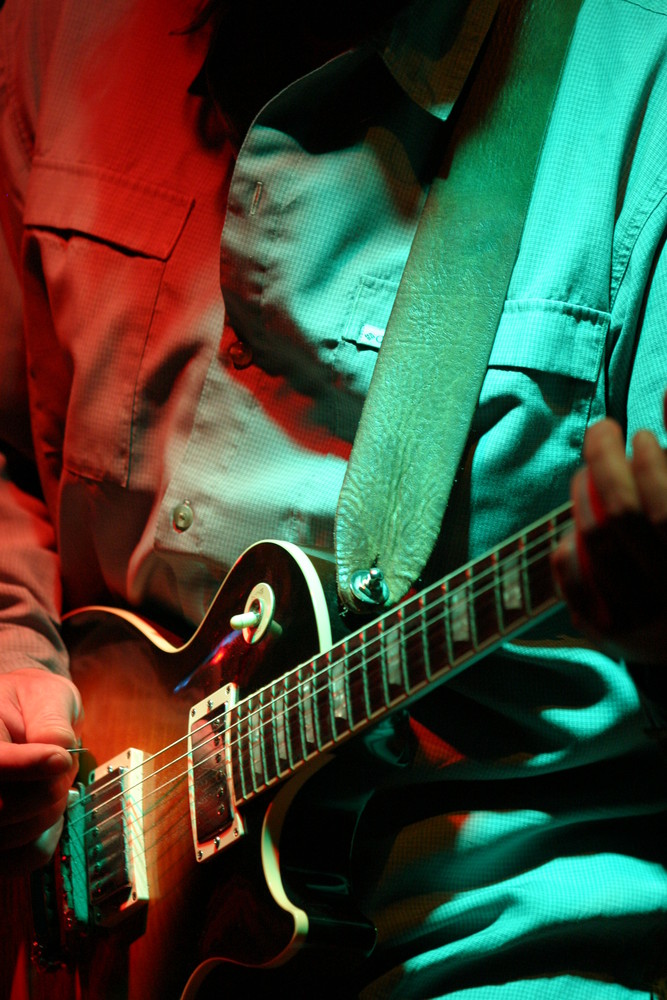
(224, 510, 570, 780)
(441, 581, 455, 665)
(268, 682, 278, 773)
(279, 684, 292, 775)
(248, 696, 261, 793)
(243, 698, 255, 794)
(370, 621, 386, 715)
(254, 696, 266, 790)
(311, 660, 325, 752)
(269, 680, 286, 775)
(296, 666, 309, 763)
(519, 533, 532, 616)
(343, 644, 356, 730)
(378, 618, 391, 707)
(466, 568, 479, 649)
(235, 705, 249, 801)
(282, 677, 297, 772)
(90, 508, 572, 831)
(254, 693, 265, 788)
(214, 552, 564, 798)
(235, 539, 561, 783)
(328, 650, 339, 742)
(477, 554, 503, 645)
(491, 552, 503, 633)
(404, 596, 425, 689)
(78, 509, 567, 833)
(80, 507, 571, 823)
(397, 609, 410, 695)
(419, 595, 432, 680)
(294, 671, 309, 764)
(258, 689, 272, 786)
(359, 628, 373, 720)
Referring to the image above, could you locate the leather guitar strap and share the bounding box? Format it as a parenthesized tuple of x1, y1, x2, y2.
(336, 0, 584, 610)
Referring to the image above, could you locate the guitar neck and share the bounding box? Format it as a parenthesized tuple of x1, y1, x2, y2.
(230, 502, 572, 805)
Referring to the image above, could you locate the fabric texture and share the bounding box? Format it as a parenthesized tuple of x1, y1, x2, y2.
(335, 0, 584, 608)
(0, 0, 666, 995)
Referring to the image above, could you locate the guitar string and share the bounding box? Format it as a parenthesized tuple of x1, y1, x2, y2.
(217, 515, 569, 799)
(64, 515, 569, 849)
(65, 515, 568, 843)
(65, 515, 568, 848)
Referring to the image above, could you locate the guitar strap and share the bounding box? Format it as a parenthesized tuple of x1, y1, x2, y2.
(335, 0, 585, 610)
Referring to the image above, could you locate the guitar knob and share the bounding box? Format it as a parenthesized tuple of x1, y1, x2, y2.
(229, 610, 262, 630)
(230, 583, 282, 645)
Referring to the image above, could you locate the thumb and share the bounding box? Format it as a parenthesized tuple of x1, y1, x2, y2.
(21, 676, 82, 750)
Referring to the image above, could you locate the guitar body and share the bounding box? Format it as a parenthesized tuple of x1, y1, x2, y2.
(3, 505, 569, 999)
(3, 540, 375, 1000)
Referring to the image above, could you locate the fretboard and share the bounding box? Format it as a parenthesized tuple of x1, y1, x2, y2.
(229, 502, 572, 805)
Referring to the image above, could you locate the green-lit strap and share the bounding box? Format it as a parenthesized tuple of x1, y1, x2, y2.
(336, 0, 584, 609)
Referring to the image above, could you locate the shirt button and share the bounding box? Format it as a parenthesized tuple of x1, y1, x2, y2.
(228, 339, 253, 369)
(172, 501, 194, 532)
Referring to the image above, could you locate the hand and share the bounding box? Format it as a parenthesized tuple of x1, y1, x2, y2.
(552, 394, 667, 665)
(0, 668, 83, 872)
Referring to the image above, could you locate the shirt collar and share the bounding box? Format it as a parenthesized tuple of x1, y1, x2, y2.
(381, 0, 500, 121)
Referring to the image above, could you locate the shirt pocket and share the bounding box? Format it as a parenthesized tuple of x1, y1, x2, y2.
(488, 298, 609, 381)
(334, 273, 399, 440)
(22, 158, 193, 485)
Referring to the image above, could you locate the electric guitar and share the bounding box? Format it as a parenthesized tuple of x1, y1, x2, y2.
(1, 502, 572, 1000)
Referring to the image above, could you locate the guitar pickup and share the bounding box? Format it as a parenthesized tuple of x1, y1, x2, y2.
(31, 747, 149, 971)
(83, 748, 149, 927)
(188, 684, 245, 862)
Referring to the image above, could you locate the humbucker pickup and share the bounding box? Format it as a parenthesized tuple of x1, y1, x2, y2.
(31, 747, 149, 970)
(187, 684, 245, 863)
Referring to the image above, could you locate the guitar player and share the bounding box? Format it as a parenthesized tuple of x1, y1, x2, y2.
(0, 0, 666, 997)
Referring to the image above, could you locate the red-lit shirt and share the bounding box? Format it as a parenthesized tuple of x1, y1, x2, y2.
(1, 0, 667, 995)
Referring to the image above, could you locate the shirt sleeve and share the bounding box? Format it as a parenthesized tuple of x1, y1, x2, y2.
(0, 5, 69, 678)
(625, 227, 667, 450)
(624, 227, 667, 727)
(0, 240, 69, 677)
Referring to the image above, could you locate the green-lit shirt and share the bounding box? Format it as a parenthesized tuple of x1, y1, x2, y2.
(0, 0, 666, 995)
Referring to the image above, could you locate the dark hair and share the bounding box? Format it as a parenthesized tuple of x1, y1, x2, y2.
(184, 0, 414, 139)
(184, 0, 229, 33)
(186, 0, 413, 46)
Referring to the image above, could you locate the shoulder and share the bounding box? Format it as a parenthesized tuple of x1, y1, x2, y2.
(0, 0, 204, 159)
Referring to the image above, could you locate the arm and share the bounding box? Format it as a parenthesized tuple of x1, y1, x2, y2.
(0, 441, 82, 872)
(0, 8, 82, 870)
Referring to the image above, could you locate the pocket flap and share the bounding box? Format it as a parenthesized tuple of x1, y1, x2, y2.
(24, 157, 193, 260)
(490, 298, 609, 382)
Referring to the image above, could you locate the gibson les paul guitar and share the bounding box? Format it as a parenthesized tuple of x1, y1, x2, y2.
(3, 502, 572, 1000)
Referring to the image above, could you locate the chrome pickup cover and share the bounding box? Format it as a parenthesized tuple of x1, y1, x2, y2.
(86, 747, 149, 926)
(188, 683, 245, 862)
